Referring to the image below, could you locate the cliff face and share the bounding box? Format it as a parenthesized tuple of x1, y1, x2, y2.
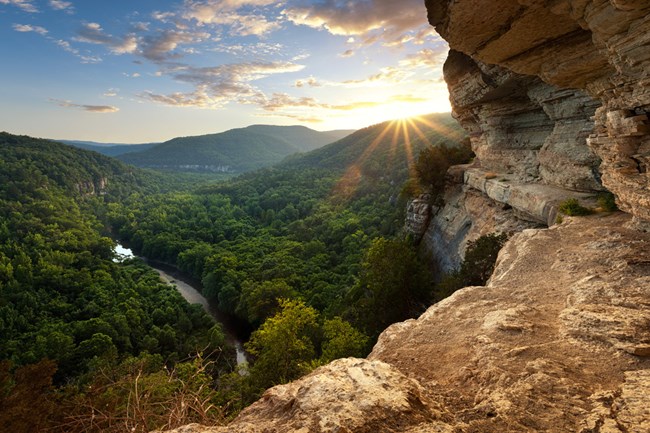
(161, 2, 650, 432)
(426, 0, 650, 225)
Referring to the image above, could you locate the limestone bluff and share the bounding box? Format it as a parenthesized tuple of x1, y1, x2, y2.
(160, 1, 650, 432)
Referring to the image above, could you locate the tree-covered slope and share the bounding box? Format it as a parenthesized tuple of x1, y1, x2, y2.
(117, 125, 354, 173)
(0, 133, 233, 431)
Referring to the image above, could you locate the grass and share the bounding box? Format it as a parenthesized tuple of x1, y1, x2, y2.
(558, 198, 593, 216)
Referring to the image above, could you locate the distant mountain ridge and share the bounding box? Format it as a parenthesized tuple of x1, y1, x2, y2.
(115, 125, 355, 173)
(58, 140, 159, 157)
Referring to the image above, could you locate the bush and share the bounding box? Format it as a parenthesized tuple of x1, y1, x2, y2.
(412, 138, 473, 205)
(558, 198, 593, 216)
(597, 192, 618, 212)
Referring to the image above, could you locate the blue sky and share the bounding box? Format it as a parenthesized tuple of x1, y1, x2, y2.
(0, 0, 450, 142)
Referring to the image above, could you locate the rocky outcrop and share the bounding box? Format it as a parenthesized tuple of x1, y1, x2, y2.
(405, 194, 432, 243)
(75, 176, 108, 196)
(444, 50, 603, 192)
(422, 174, 541, 273)
(427, 0, 650, 222)
(372, 213, 650, 432)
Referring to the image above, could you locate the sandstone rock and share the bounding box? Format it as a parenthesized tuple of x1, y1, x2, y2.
(373, 213, 650, 432)
(405, 195, 432, 242)
(158, 359, 452, 433)
(423, 184, 540, 273)
(430, 0, 650, 222)
(444, 50, 603, 192)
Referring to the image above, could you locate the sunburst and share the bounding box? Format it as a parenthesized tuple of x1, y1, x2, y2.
(332, 115, 461, 200)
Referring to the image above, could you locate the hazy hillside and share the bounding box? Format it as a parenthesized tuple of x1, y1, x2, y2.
(117, 125, 355, 173)
(283, 113, 465, 171)
(59, 139, 159, 157)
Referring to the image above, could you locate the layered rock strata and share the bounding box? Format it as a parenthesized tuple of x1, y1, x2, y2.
(426, 0, 650, 222)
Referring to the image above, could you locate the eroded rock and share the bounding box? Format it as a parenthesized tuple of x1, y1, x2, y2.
(373, 213, 650, 432)
(430, 0, 650, 223)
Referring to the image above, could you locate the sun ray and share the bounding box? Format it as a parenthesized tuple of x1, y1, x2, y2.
(401, 119, 417, 178)
(407, 117, 433, 148)
(389, 119, 402, 168)
(412, 116, 460, 140)
(332, 120, 397, 199)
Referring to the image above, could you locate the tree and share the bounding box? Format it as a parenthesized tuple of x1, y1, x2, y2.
(237, 279, 298, 325)
(435, 232, 508, 299)
(459, 233, 508, 286)
(320, 317, 368, 363)
(245, 299, 318, 389)
(351, 238, 434, 336)
(413, 138, 473, 205)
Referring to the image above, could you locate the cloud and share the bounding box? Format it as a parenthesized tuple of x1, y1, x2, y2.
(12, 23, 48, 35)
(399, 47, 448, 68)
(50, 98, 119, 113)
(75, 22, 138, 54)
(131, 21, 150, 32)
(283, 0, 429, 46)
(53, 39, 102, 63)
(141, 60, 305, 108)
(294, 76, 321, 88)
(209, 42, 284, 57)
(103, 88, 119, 97)
(0, 0, 37, 13)
(181, 0, 282, 36)
(49, 0, 73, 12)
(257, 92, 426, 113)
(140, 29, 210, 61)
(12, 22, 103, 64)
(339, 49, 354, 58)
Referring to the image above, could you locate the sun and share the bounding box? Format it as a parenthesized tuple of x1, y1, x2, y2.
(343, 95, 452, 131)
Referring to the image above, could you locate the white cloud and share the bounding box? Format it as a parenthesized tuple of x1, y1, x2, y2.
(49, 0, 73, 12)
(140, 29, 210, 61)
(13, 23, 48, 35)
(141, 60, 305, 108)
(294, 76, 321, 88)
(75, 22, 138, 54)
(181, 0, 282, 36)
(0, 0, 38, 13)
(50, 98, 120, 113)
(283, 0, 429, 46)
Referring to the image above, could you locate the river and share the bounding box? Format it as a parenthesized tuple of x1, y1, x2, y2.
(115, 244, 249, 367)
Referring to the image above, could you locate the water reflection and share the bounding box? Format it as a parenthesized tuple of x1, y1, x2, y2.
(113, 243, 134, 262)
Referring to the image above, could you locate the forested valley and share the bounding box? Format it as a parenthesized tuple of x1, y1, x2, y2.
(0, 114, 501, 433)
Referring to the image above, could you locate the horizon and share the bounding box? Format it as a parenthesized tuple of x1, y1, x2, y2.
(0, 0, 451, 143)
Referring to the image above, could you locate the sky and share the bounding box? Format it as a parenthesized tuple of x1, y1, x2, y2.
(0, 0, 451, 143)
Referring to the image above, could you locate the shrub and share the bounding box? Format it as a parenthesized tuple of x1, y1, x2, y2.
(558, 198, 593, 216)
(597, 192, 618, 212)
(412, 138, 474, 205)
